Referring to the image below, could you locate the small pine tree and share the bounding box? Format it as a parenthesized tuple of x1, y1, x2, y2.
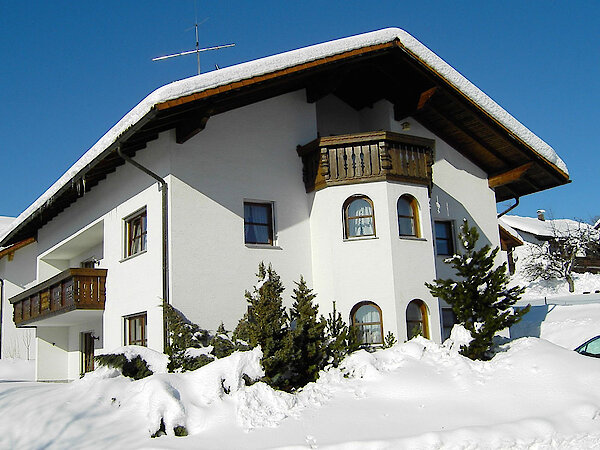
(283, 276, 327, 389)
(210, 323, 236, 359)
(426, 219, 528, 360)
(162, 300, 212, 372)
(382, 331, 397, 348)
(236, 263, 289, 386)
(325, 301, 359, 367)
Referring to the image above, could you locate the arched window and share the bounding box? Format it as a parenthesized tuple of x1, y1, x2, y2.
(344, 195, 375, 238)
(397, 195, 419, 237)
(351, 301, 383, 344)
(406, 299, 429, 339)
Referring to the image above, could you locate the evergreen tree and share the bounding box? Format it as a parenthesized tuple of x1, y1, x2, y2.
(162, 300, 212, 372)
(325, 301, 359, 367)
(284, 277, 327, 389)
(426, 219, 528, 360)
(237, 263, 289, 386)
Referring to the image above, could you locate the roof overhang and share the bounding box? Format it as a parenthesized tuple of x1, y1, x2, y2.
(0, 28, 569, 247)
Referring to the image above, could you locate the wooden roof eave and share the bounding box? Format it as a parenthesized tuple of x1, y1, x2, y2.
(392, 40, 569, 185)
(154, 41, 399, 113)
(0, 237, 36, 260)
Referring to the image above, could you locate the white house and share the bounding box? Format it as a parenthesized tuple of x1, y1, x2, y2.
(500, 213, 600, 275)
(0, 28, 569, 381)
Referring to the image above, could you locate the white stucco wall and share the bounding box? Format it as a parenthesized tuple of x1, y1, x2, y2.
(169, 90, 317, 331)
(389, 118, 500, 280)
(2, 92, 506, 380)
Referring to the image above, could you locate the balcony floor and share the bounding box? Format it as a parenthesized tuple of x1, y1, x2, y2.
(30, 309, 104, 327)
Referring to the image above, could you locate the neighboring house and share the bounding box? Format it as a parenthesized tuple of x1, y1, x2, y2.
(500, 213, 600, 274)
(498, 220, 524, 276)
(0, 28, 569, 381)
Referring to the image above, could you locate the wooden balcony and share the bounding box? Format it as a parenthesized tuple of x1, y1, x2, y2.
(10, 268, 107, 327)
(297, 131, 434, 192)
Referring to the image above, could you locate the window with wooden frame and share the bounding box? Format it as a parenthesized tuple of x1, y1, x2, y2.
(406, 299, 429, 340)
(244, 202, 274, 245)
(397, 195, 420, 237)
(351, 301, 383, 345)
(125, 209, 147, 257)
(434, 220, 454, 255)
(125, 313, 147, 346)
(343, 195, 375, 239)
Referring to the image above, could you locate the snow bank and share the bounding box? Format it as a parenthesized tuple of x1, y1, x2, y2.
(511, 303, 600, 349)
(2, 337, 600, 448)
(97, 345, 169, 374)
(0, 358, 34, 381)
(511, 269, 600, 300)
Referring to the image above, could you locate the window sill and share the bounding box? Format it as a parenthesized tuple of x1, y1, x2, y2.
(343, 236, 379, 242)
(399, 236, 427, 241)
(119, 250, 147, 263)
(245, 244, 282, 250)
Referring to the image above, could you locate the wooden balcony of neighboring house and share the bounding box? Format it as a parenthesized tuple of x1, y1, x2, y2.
(574, 256, 600, 274)
(10, 268, 107, 327)
(297, 131, 434, 192)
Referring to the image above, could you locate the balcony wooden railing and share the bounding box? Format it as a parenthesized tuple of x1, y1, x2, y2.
(10, 268, 107, 327)
(297, 131, 434, 192)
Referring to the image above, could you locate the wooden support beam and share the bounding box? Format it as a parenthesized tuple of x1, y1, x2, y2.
(176, 111, 211, 144)
(417, 87, 437, 109)
(421, 100, 512, 166)
(488, 162, 533, 188)
(0, 237, 36, 261)
(393, 86, 437, 121)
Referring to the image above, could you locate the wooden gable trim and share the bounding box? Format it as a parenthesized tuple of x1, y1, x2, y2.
(155, 41, 398, 112)
(392, 40, 569, 181)
(0, 237, 35, 260)
(499, 225, 523, 250)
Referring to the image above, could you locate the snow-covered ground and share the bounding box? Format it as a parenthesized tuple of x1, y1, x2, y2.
(1, 330, 600, 449)
(0, 358, 34, 381)
(511, 271, 600, 301)
(2, 250, 600, 448)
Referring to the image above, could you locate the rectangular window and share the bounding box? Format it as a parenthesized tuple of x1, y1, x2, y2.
(125, 313, 147, 346)
(441, 307, 457, 341)
(434, 221, 454, 255)
(244, 202, 273, 245)
(125, 209, 147, 257)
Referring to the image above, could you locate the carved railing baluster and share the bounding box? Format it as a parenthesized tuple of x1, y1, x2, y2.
(297, 131, 433, 192)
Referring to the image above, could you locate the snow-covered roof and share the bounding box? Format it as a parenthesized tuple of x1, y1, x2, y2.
(498, 218, 523, 244)
(501, 215, 595, 239)
(0, 217, 14, 235)
(0, 28, 569, 245)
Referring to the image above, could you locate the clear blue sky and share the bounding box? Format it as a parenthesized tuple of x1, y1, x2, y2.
(1, 1, 598, 221)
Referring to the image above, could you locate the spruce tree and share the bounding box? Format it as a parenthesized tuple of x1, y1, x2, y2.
(426, 219, 528, 360)
(238, 263, 289, 387)
(162, 300, 212, 371)
(325, 301, 359, 367)
(284, 277, 327, 389)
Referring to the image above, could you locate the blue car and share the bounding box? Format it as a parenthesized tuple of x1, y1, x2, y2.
(575, 336, 600, 358)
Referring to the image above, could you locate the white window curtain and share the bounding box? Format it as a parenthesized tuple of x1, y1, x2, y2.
(347, 198, 374, 237)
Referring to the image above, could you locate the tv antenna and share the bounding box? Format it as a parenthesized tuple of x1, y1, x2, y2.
(152, 17, 234, 75)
